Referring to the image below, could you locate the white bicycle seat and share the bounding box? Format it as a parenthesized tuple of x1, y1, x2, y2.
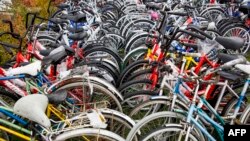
(7, 61, 41, 76)
(13, 94, 51, 128)
(235, 64, 250, 75)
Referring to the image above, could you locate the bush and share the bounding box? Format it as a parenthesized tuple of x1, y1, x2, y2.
(0, 0, 60, 64)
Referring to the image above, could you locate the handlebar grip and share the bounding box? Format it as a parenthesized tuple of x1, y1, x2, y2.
(178, 29, 206, 40)
(187, 25, 213, 40)
(220, 57, 247, 69)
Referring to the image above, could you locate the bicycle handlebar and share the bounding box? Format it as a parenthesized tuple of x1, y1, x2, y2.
(2, 20, 14, 33)
(186, 25, 213, 40)
(178, 29, 206, 40)
(25, 12, 39, 29)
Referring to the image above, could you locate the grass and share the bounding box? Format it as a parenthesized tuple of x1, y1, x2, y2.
(0, 0, 60, 64)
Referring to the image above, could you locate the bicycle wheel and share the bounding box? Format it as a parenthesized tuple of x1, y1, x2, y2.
(201, 7, 226, 24)
(129, 97, 188, 120)
(118, 79, 155, 95)
(221, 96, 247, 122)
(117, 59, 151, 87)
(100, 108, 135, 138)
(84, 46, 122, 71)
(122, 19, 154, 38)
(53, 81, 123, 112)
(76, 60, 119, 86)
(122, 45, 147, 68)
(0, 87, 20, 107)
(122, 91, 159, 115)
(54, 128, 125, 141)
(141, 124, 201, 141)
(124, 32, 149, 54)
(222, 24, 250, 54)
(126, 112, 186, 141)
(240, 104, 250, 125)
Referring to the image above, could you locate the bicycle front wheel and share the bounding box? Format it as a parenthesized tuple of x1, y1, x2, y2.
(141, 124, 201, 141)
(54, 128, 125, 141)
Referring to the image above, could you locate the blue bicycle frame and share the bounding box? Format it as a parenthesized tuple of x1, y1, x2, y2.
(171, 76, 250, 141)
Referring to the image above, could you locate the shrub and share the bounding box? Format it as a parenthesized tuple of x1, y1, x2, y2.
(0, 0, 60, 64)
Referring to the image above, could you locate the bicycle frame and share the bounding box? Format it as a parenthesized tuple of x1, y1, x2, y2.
(0, 69, 50, 98)
(163, 75, 250, 141)
(0, 104, 71, 141)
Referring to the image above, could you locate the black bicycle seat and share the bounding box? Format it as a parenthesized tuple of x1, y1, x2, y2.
(47, 89, 67, 105)
(40, 49, 54, 56)
(50, 18, 69, 24)
(67, 26, 84, 33)
(61, 13, 86, 23)
(215, 36, 244, 51)
(68, 32, 88, 41)
(217, 70, 242, 81)
(42, 45, 74, 65)
(217, 53, 242, 63)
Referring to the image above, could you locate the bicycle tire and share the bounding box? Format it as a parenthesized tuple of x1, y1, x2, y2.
(54, 128, 125, 141)
(0, 87, 20, 107)
(221, 96, 247, 120)
(84, 46, 123, 71)
(118, 79, 157, 95)
(125, 111, 186, 141)
(141, 124, 202, 141)
(240, 104, 250, 124)
(100, 108, 135, 138)
(52, 81, 123, 112)
(117, 59, 151, 87)
(129, 96, 188, 120)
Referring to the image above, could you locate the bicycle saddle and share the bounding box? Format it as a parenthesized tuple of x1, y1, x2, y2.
(235, 64, 250, 75)
(13, 94, 51, 128)
(68, 32, 88, 41)
(40, 49, 54, 56)
(217, 70, 242, 81)
(42, 46, 74, 65)
(67, 26, 84, 33)
(217, 53, 243, 64)
(61, 13, 86, 23)
(239, 4, 250, 14)
(42, 46, 75, 66)
(47, 89, 67, 105)
(215, 36, 244, 51)
(6, 61, 41, 76)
